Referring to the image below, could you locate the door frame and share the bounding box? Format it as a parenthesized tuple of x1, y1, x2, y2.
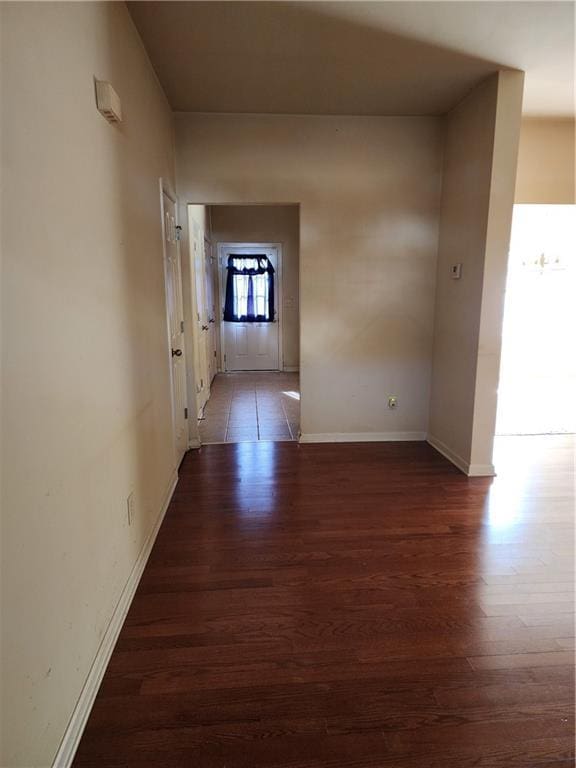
(159, 178, 190, 462)
(217, 242, 283, 372)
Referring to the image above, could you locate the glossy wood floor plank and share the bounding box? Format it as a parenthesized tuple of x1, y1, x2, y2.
(73, 435, 575, 767)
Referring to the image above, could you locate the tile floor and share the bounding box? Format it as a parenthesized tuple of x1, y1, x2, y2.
(198, 372, 300, 444)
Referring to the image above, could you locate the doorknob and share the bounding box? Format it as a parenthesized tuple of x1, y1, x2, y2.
(201, 324, 208, 330)
(171, 348, 182, 357)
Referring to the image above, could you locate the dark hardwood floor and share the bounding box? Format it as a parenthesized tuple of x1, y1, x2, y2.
(73, 436, 575, 767)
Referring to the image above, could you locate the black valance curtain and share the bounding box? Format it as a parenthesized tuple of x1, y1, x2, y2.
(223, 255, 275, 322)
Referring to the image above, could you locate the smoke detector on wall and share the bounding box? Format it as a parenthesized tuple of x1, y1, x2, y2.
(95, 80, 122, 123)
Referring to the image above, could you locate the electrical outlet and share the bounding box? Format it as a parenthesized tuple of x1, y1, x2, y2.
(450, 263, 462, 279)
(127, 492, 135, 526)
(388, 396, 398, 409)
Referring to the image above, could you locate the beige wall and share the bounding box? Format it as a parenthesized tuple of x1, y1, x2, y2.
(515, 118, 575, 204)
(176, 114, 443, 439)
(210, 205, 300, 369)
(428, 71, 524, 474)
(1, 3, 176, 765)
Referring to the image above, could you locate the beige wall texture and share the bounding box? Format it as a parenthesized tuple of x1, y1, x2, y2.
(428, 71, 524, 474)
(210, 205, 300, 369)
(1, 3, 177, 766)
(176, 114, 444, 439)
(515, 118, 575, 204)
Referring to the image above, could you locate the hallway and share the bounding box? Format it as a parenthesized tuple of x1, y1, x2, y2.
(3, 4, 574, 766)
(199, 372, 300, 444)
(73, 435, 574, 767)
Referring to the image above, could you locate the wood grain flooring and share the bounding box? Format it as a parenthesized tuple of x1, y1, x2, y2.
(73, 435, 575, 767)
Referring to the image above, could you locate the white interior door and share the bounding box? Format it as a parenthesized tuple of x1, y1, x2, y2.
(220, 246, 280, 371)
(204, 238, 218, 383)
(189, 213, 210, 414)
(162, 191, 188, 463)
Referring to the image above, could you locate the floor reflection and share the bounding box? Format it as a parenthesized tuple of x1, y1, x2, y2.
(76, 436, 575, 766)
(231, 440, 279, 521)
(478, 434, 574, 641)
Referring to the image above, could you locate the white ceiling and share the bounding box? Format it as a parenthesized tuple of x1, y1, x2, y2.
(128, 1, 575, 116)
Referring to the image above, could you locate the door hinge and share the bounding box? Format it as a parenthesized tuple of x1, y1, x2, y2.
(180, 320, 184, 332)
(214, 350, 217, 358)
(184, 407, 188, 419)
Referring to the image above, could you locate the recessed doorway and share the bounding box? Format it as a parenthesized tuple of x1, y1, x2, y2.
(185, 204, 300, 444)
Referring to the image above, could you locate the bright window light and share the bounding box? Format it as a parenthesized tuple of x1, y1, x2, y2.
(496, 204, 576, 436)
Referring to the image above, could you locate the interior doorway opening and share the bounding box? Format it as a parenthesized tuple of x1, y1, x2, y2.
(496, 204, 575, 436)
(186, 203, 300, 443)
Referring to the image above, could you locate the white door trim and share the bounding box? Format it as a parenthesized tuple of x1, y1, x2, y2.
(217, 242, 283, 372)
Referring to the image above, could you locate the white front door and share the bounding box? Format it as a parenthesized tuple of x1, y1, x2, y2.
(220, 246, 280, 371)
(162, 191, 188, 463)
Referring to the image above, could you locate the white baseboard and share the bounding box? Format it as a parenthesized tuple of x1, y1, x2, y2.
(427, 434, 495, 477)
(283, 366, 299, 373)
(52, 469, 179, 768)
(467, 463, 496, 477)
(426, 434, 468, 474)
(188, 437, 201, 449)
(299, 431, 426, 443)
